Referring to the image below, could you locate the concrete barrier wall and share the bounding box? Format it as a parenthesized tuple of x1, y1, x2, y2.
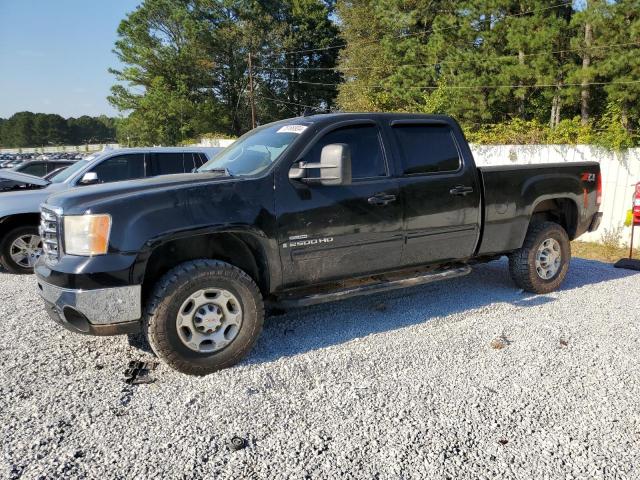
(0, 144, 119, 154)
(196, 138, 235, 148)
(470, 144, 640, 246)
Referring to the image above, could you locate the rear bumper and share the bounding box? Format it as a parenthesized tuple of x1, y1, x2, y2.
(36, 278, 142, 336)
(588, 212, 603, 232)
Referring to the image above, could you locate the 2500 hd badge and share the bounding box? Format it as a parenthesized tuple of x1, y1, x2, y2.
(282, 236, 334, 249)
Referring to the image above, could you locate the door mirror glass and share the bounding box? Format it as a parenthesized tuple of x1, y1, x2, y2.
(289, 143, 352, 186)
(80, 172, 99, 185)
(319, 143, 352, 186)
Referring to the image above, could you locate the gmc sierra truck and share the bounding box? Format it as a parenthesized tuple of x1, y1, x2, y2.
(35, 113, 602, 375)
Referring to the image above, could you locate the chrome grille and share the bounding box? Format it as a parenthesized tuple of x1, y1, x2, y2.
(40, 207, 61, 261)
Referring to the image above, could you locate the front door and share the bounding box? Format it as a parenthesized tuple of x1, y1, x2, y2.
(275, 122, 403, 288)
(386, 121, 482, 266)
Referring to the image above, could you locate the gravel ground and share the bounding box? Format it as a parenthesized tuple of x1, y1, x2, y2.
(1, 258, 639, 479)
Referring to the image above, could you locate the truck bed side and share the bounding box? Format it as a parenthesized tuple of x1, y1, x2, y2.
(476, 162, 601, 256)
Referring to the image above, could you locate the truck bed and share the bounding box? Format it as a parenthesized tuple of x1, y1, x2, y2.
(476, 162, 601, 256)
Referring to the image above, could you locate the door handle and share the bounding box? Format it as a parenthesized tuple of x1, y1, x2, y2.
(368, 193, 397, 206)
(449, 185, 474, 196)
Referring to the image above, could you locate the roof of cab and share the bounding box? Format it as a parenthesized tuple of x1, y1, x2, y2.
(270, 112, 457, 127)
(98, 146, 223, 155)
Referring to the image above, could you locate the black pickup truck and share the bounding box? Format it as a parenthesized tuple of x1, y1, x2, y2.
(35, 113, 602, 375)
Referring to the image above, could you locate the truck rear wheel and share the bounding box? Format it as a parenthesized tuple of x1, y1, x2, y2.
(144, 259, 264, 375)
(508, 221, 570, 294)
(0, 226, 42, 274)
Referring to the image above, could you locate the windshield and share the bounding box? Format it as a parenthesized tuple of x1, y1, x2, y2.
(198, 123, 308, 176)
(49, 152, 101, 183)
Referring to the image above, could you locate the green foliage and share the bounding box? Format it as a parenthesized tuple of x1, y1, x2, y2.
(109, 0, 342, 145)
(464, 119, 549, 145)
(463, 102, 637, 149)
(100, 0, 639, 149)
(0, 112, 117, 148)
(336, 0, 640, 147)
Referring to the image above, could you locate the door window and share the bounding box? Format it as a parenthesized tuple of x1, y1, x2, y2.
(183, 153, 208, 172)
(304, 125, 387, 180)
(392, 124, 461, 175)
(18, 162, 48, 177)
(194, 153, 208, 168)
(90, 154, 145, 183)
(151, 153, 187, 175)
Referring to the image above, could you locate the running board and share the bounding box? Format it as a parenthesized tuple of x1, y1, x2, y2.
(274, 266, 472, 309)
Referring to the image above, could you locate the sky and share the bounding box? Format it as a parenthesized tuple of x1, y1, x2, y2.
(0, 0, 142, 119)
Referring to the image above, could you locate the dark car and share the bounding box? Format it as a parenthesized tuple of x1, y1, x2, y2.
(34, 113, 603, 375)
(0, 160, 76, 192)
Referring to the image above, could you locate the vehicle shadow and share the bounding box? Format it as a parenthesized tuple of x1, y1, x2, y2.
(245, 257, 637, 365)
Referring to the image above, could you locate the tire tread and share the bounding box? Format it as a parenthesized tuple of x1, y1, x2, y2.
(144, 259, 264, 375)
(508, 221, 570, 294)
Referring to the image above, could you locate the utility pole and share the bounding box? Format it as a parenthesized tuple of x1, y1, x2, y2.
(247, 52, 256, 129)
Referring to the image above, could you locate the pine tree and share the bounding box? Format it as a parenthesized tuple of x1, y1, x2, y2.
(598, 0, 640, 133)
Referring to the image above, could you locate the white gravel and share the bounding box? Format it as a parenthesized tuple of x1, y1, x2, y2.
(1, 258, 639, 479)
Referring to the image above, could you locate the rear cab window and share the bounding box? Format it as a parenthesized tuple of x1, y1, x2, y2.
(391, 123, 461, 175)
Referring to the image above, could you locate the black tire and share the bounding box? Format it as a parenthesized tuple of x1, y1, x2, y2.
(508, 221, 571, 294)
(144, 259, 264, 375)
(0, 226, 42, 274)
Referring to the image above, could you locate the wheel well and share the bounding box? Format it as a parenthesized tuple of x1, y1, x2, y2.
(530, 198, 578, 239)
(0, 214, 41, 240)
(141, 232, 269, 303)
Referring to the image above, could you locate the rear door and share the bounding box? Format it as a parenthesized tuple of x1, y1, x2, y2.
(275, 121, 403, 287)
(386, 120, 481, 266)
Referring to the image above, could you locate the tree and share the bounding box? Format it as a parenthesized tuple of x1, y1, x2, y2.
(0, 112, 116, 148)
(598, 0, 640, 133)
(335, 0, 638, 145)
(3, 112, 35, 147)
(108, 0, 342, 144)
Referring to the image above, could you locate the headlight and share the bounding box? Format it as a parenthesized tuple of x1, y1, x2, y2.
(64, 214, 111, 256)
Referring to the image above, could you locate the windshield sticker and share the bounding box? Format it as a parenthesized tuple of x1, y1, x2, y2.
(277, 125, 308, 134)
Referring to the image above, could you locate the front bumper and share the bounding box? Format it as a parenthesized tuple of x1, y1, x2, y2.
(37, 279, 142, 336)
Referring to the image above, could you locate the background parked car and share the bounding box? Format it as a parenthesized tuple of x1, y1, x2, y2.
(0, 160, 77, 192)
(0, 153, 36, 169)
(0, 146, 223, 273)
(0, 152, 91, 169)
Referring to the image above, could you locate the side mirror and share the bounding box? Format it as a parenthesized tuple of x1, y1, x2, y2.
(288, 143, 352, 186)
(79, 172, 99, 185)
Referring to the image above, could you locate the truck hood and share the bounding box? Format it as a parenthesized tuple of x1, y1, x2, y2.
(0, 170, 50, 187)
(45, 171, 235, 213)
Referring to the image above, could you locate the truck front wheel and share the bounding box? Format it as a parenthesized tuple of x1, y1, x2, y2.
(508, 221, 571, 294)
(144, 259, 264, 375)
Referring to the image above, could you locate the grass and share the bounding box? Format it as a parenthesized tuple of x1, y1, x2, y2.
(571, 240, 639, 263)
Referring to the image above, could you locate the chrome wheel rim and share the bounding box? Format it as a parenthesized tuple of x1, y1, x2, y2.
(9, 234, 43, 268)
(176, 288, 243, 353)
(535, 238, 561, 280)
